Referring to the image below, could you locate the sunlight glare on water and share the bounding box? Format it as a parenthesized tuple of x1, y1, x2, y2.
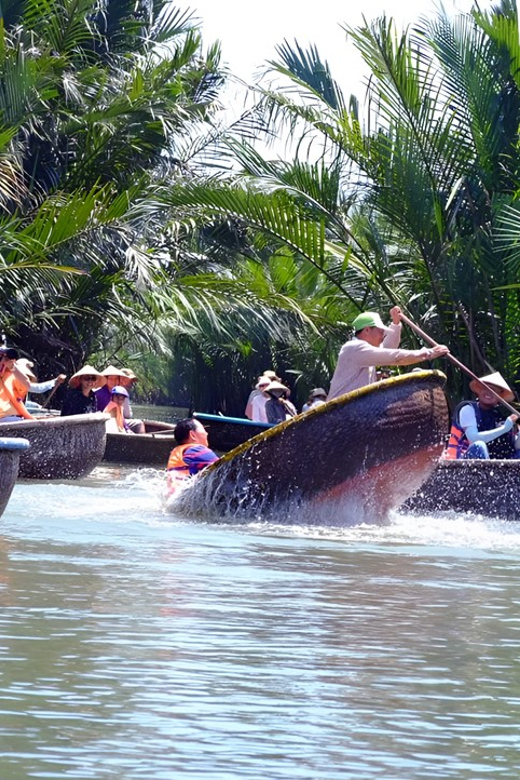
(1, 465, 520, 779)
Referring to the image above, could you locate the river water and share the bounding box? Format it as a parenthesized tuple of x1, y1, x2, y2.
(2, 409, 520, 778)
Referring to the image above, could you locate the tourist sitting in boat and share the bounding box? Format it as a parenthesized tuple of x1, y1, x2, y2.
(265, 381, 297, 424)
(0, 346, 35, 422)
(61, 366, 106, 416)
(119, 367, 145, 433)
(302, 387, 327, 412)
(445, 372, 520, 460)
(16, 358, 66, 399)
(328, 306, 449, 398)
(250, 376, 272, 422)
(166, 418, 219, 495)
(103, 386, 133, 433)
(245, 370, 279, 419)
(95, 365, 145, 433)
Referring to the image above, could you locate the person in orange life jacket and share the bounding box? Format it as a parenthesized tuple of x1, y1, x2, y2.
(103, 386, 133, 433)
(0, 347, 34, 422)
(166, 418, 219, 494)
(265, 380, 297, 424)
(445, 372, 520, 460)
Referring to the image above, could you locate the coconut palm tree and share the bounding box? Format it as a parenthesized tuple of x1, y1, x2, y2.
(159, 0, 520, 400)
(0, 0, 227, 375)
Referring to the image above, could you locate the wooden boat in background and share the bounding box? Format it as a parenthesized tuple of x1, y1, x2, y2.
(0, 437, 30, 516)
(0, 413, 107, 480)
(403, 459, 520, 521)
(103, 420, 176, 464)
(193, 412, 273, 452)
(169, 370, 450, 525)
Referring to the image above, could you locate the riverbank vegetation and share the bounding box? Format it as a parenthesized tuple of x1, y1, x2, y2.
(2, 0, 520, 412)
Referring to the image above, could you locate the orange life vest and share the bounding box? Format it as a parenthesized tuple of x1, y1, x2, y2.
(166, 443, 193, 496)
(445, 401, 515, 459)
(0, 372, 35, 420)
(103, 401, 126, 433)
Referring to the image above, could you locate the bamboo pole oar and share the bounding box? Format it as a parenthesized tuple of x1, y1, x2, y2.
(400, 312, 519, 416)
(41, 381, 61, 409)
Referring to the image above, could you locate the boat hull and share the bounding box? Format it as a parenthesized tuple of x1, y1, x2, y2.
(170, 370, 449, 524)
(0, 437, 30, 516)
(103, 420, 177, 464)
(403, 459, 520, 520)
(0, 413, 108, 480)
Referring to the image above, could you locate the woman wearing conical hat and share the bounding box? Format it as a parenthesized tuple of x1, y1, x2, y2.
(61, 366, 106, 417)
(445, 372, 520, 460)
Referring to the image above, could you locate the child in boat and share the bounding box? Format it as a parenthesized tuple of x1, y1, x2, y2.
(166, 418, 219, 496)
(103, 386, 134, 434)
(96, 365, 145, 433)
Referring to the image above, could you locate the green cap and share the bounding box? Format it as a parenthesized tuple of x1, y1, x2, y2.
(352, 311, 390, 332)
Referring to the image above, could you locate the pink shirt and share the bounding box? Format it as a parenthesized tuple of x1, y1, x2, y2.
(328, 323, 432, 398)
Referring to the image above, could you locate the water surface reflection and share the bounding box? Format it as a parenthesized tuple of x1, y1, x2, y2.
(1, 468, 520, 778)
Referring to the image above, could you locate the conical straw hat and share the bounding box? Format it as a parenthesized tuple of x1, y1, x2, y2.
(469, 372, 515, 402)
(68, 365, 106, 389)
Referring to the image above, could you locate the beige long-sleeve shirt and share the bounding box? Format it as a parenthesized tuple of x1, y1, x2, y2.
(328, 323, 433, 399)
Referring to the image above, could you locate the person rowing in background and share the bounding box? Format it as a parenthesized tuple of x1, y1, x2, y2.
(16, 358, 66, 402)
(166, 418, 219, 497)
(328, 306, 449, 398)
(264, 380, 297, 424)
(445, 372, 520, 460)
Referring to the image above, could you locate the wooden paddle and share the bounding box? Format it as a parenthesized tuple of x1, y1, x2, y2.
(41, 375, 66, 409)
(400, 312, 519, 416)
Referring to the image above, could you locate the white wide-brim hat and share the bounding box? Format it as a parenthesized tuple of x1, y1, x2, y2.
(16, 358, 37, 382)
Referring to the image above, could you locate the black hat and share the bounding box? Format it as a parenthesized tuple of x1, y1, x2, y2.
(0, 346, 19, 359)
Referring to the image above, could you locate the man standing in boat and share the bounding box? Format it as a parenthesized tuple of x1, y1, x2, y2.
(328, 306, 449, 398)
(445, 373, 520, 460)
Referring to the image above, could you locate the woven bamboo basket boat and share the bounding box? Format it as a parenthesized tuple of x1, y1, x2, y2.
(0, 437, 30, 516)
(403, 459, 520, 520)
(0, 413, 108, 480)
(169, 370, 449, 525)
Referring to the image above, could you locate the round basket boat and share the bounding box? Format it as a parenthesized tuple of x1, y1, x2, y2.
(0, 413, 108, 480)
(403, 458, 520, 521)
(170, 370, 450, 525)
(0, 437, 30, 516)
